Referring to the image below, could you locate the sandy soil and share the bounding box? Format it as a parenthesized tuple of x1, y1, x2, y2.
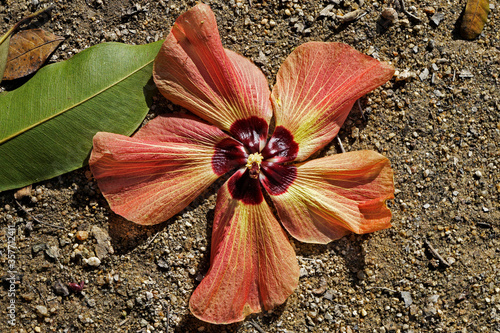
(1, 0, 499, 332)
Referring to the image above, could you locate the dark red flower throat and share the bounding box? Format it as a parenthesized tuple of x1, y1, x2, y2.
(212, 117, 299, 204)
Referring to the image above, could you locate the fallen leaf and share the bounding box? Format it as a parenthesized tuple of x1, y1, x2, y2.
(0, 41, 163, 192)
(460, 0, 490, 40)
(0, 6, 54, 83)
(0, 33, 13, 81)
(2, 29, 64, 81)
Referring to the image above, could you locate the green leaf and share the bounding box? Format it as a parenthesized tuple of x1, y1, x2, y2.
(0, 41, 163, 192)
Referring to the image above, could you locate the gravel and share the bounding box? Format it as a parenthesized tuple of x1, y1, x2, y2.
(1, 0, 499, 332)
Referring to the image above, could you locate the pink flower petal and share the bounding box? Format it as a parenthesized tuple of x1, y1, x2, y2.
(263, 151, 394, 244)
(189, 170, 299, 324)
(153, 3, 272, 147)
(271, 42, 395, 161)
(89, 115, 246, 225)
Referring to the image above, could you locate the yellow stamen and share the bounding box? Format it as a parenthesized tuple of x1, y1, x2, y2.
(246, 153, 263, 179)
(246, 152, 263, 169)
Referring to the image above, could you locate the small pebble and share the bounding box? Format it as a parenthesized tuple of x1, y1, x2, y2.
(430, 12, 445, 26)
(428, 294, 439, 303)
(381, 8, 398, 23)
(157, 259, 169, 270)
(324, 289, 334, 301)
(399, 18, 410, 27)
(87, 298, 96, 307)
(85, 256, 101, 267)
(32, 243, 47, 254)
(427, 39, 436, 50)
(319, 4, 335, 17)
(105, 32, 117, 41)
(423, 6, 436, 15)
(419, 68, 429, 81)
(53, 280, 70, 296)
(45, 245, 60, 261)
(401, 291, 413, 307)
(35, 305, 48, 317)
(76, 230, 89, 241)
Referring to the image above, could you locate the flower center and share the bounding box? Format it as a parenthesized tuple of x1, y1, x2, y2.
(246, 152, 263, 179)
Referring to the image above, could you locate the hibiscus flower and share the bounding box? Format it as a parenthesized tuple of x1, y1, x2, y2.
(89, 3, 395, 324)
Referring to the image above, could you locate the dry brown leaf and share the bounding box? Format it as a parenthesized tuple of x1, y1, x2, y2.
(14, 184, 32, 199)
(460, 0, 490, 40)
(2, 28, 63, 80)
(0, 6, 54, 83)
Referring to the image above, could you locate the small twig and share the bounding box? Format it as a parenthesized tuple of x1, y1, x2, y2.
(366, 286, 398, 293)
(118, 318, 130, 326)
(145, 231, 160, 248)
(166, 303, 170, 333)
(403, 9, 421, 22)
(424, 239, 450, 267)
(336, 9, 368, 24)
(297, 256, 317, 262)
(336, 136, 345, 153)
(357, 99, 366, 121)
(397, 0, 422, 22)
(32, 285, 48, 307)
(15, 200, 66, 230)
(357, 11, 369, 21)
(250, 320, 266, 333)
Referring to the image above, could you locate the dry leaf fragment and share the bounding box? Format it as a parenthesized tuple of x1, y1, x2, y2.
(14, 184, 32, 199)
(460, 0, 490, 40)
(2, 29, 64, 81)
(337, 9, 367, 23)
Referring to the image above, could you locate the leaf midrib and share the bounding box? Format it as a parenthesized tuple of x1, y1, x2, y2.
(0, 58, 154, 145)
(8, 36, 64, 62)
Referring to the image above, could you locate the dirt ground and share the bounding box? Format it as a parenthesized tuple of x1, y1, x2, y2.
(1, 0, 499, 332)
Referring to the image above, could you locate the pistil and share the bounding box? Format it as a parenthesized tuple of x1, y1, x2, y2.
(246, 152, 263, 179)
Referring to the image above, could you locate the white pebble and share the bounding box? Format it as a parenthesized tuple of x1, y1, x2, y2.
(86, 257, 101, 267)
